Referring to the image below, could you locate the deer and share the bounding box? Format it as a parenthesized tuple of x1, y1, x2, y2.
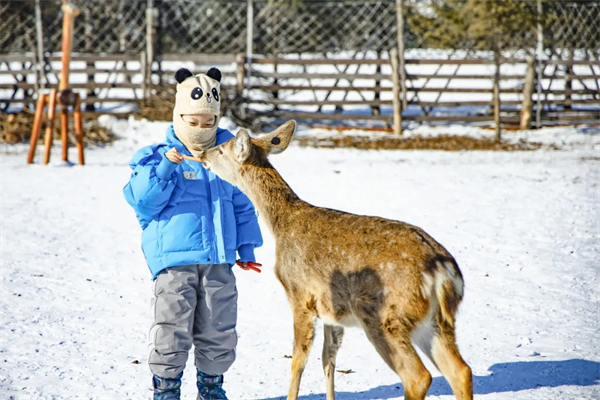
(197, 120, 473, 400)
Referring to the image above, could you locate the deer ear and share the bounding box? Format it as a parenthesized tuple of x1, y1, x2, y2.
(234, 129, 252, 163)
(261, 120, 296, 155)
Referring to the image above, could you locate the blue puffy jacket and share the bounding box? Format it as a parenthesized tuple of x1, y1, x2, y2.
(123, 125, 263, 279)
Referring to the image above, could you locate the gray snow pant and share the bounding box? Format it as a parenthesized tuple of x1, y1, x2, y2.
(148, 264, 238, 378)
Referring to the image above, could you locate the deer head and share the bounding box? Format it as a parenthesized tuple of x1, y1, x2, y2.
(199, 120, 296, 187)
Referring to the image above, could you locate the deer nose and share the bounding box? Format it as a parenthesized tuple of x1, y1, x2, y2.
(206, 93, 212, 103)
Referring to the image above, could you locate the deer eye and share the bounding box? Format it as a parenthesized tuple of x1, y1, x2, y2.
(191, 87, 203, 100)
(212, 88, 220, 102)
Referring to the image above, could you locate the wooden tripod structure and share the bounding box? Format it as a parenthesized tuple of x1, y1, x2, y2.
(27, 1, 85, 165)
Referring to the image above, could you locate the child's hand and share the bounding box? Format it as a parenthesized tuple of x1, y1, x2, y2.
(236, 261, 262, 273)
(165, 147, 183, 164)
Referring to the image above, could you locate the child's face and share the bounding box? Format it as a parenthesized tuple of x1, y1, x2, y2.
(181, 114, 216, 128)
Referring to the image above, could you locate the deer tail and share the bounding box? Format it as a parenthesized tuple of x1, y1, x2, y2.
(432, 259, 464, 327)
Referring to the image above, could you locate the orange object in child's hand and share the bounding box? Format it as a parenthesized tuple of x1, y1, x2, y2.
(236, 261, 262, 273)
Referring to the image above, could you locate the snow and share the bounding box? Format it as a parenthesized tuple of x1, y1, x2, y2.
(1, 118, 599, 399)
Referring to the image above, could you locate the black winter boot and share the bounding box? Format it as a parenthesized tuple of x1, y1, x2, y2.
(153, 372, 183, 400)
(197, 370, 228, 400)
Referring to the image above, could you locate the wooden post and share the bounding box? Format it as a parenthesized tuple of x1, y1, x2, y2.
(536, 0, 543, 128)
(236, 53, 246, 96)
(565, 49, 573, 110)
(27, 94, 47, 164)
(520, 56, 536, 130)
(84, 6, 95, 111)
(60, 107, 69, 162)
(396, 0, 407, 109)
(35, 0, 46, 90)
(59, 2, 80, 91)
(141, 50, 147, 101)
(373, 50, 381, 116)
(85, 60, 96, 111)
(493, 52, 501, 141)
(146, 0, 157, 87)
(74, 93, 85, 165)
(43, 89, 58, 165)
(391, 49, 403, 135)
(273, 55, 279, 111)
(246, 0, 254, 91)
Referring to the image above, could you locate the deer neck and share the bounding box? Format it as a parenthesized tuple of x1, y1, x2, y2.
(238, 163, 306, 236)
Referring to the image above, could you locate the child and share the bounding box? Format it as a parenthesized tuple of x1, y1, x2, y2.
(123, 67, 263, 400)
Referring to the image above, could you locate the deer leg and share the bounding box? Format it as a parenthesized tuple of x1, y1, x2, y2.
(360, 314, 431, 400)
(426, 321, 473, 400)
(322, 324, 344, 400)
(411, 312, 472, 400)
(287, 306, 316, 400)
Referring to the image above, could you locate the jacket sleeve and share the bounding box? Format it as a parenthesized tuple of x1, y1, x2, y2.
(233, 187, 263, 262)
(123, 148, 179, 222)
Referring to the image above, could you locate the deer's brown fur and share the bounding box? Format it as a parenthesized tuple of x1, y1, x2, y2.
(199, 121, 473, 400)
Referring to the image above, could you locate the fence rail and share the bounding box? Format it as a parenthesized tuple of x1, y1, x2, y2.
(2, 53, 598, 128)
(1, 0, 599, 130)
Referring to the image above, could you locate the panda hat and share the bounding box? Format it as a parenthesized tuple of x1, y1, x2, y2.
(172, 67, 222, 155)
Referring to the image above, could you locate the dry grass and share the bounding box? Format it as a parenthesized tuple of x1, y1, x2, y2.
(136, 86, 177, 122)
(0, 111, 115, 145)
(296, 134, 547, 151)
(1, 106, 547, 153)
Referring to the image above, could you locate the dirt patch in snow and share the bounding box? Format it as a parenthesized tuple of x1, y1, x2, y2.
(296, 134, 549, 151)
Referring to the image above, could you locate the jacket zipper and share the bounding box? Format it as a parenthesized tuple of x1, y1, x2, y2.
(203, 166, 217, 263)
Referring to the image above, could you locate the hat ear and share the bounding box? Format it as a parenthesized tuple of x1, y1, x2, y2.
(206, 67, 222, 83)
(175, 68, 193, 83)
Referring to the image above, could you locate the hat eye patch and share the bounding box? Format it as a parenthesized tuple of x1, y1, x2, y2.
(212, 88, 220, 102)
(191, 87, 203, 100)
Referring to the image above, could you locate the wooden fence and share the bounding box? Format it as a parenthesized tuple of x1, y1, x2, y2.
(241, 55, 600, 130)
(0, 53, 238, 112)
(1, 53, 599, 129)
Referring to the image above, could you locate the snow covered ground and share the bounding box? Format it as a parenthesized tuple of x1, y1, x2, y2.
(1, 119, 599, 399)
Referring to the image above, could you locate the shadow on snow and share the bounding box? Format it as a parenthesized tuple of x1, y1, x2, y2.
(256, 359, 599, 400)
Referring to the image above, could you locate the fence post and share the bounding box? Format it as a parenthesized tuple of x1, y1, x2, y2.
(84, 5, 96, 111)
(246, 0, 254, 91)
(373, 50, 381, 116)
(236, 53, 247, 119)
(536, 0, 543, 128)
(34, 0, 46, 90)
(141, 50, 147, 101)
(564, 49, 573, 110)
(396, 0, 407, 109)
(236, 53, 245, 96)
(146, 0, 157, 88)
(493, 52, 501, 141)
(391, 48, 403, 136)
(520, 56, 536, 130)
